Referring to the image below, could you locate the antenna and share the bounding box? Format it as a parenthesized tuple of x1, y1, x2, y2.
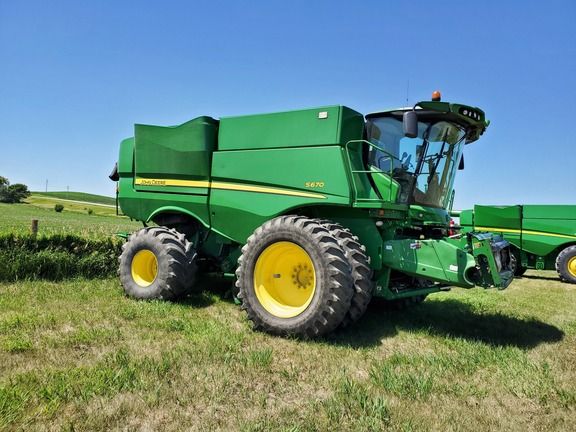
(406, 79, 410, 105)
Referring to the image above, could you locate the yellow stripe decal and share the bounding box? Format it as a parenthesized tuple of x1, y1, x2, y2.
(210, 182, 325, 199)
(134, 178, 326, 199)
(475, 226, 576, 240)
(135, 178, 210, 188)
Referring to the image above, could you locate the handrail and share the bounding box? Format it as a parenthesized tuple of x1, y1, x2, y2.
(344, 139, 397, 202)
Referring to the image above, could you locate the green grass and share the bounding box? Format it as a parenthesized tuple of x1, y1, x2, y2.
(0, 233, 122, 281)
(1, 272, 574, 431)
(0, 202, 140, 238)
(26, 195, 118, 217)
(33, 192, 116, 206)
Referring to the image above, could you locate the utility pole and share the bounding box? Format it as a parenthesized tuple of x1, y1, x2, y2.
(45, 179, 48, 192)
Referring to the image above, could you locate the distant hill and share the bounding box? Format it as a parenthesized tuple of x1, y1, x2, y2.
(33, 192, 116, 206)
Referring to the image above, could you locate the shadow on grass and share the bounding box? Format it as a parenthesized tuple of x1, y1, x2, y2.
(328, 298, 564, 349)
(188, 277, 564, 349)
(174, 291, 217, 308)
(174, 275, 234, 308)
(520, 274, 560, 282)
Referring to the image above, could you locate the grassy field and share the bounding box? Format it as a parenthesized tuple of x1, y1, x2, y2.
(32, 192, 116, 206)
(26, 195, 117, 217)
(1, 197, 574, 430)
(0, 202, 140, 238)
(1, 272, 574, 431)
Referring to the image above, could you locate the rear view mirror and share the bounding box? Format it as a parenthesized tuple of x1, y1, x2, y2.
(403, 111, 418, 138)
(458, 155, 465, 170)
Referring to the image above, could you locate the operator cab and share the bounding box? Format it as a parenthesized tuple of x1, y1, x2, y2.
(366, 112, 465, 208)
(365, 94, 486, 210)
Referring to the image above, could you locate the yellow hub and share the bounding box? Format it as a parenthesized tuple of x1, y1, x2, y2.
(568, 256, 576, 277)
(254, 241, 316, 318)
(131, 249, 158, 287)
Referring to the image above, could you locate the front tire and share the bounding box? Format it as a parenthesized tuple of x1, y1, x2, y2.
(236, 216, 354, 338)
(119, 227, 197, 300)
(556, 245, 576, 284)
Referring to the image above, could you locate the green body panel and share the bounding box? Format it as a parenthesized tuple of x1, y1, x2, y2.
(523, 205, 576, 220)
(459, 205, 576, 270)
(409, 205, 450, 226)
(210, 146, 351, 242)
(369, 167, 400, 202)
(119, 178, 211, 228)
(117, 136, 212, 226)
(474, 205, 522, 230)
(218, 106, 364, 151)
(459, 209, 473, 227)
(118, 138, 135, 175)
(381, 238, 476, 287)
(522, 205, 576, 257)
(134, 116, 218, 186)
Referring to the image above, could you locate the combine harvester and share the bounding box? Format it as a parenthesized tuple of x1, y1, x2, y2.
(457, 205, 576, 283)
(109, 91, 514, 338)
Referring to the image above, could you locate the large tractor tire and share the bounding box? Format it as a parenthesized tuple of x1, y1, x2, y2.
(510, 250, 527, 277)
(320, 221, 373, 327)
(555, 245, 576, 284)
(119, 227, 197, 300)
(236, 216, 354, 338)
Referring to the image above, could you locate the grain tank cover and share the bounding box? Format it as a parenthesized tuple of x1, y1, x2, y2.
(134, 116, 218, 181)
(217, 105, 364, 151)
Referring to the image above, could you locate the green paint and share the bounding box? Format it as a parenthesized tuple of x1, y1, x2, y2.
(134, 116, 218, 182)
(114, 98, 514, 302)
(459, 204, 576, 274)
(218, 106, 364, 151)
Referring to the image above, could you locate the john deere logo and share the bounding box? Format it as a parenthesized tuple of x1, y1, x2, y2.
(138, 179, 166, 186)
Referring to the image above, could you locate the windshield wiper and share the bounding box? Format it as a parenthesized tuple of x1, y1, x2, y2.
(413, 126, 431, 177)
(427, 130, 449, 185)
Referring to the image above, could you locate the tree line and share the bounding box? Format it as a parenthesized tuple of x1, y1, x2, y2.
(0, 176, 30, 203)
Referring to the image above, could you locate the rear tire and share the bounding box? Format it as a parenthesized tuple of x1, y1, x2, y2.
(119, 227, 197, 300)
(510, 251, 527, 276)
(320, 221, 373, 327)
(236, 216, 354, 338)
(556, 245, 576, 284)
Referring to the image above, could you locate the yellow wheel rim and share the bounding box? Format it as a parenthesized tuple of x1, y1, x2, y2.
(568, 256, 576, 277)
(254, 241, 316, 318)
(131, 249, 158, 287)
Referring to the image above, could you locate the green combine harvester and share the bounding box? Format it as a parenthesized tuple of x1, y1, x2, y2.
(457, 205, 576, 283)
(109, 91, 514, 338)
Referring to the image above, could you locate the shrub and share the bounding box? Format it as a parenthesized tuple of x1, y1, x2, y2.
(0, 233, 123, 281)
(54, 204, 64, 213)
(87, 209, 94, 215)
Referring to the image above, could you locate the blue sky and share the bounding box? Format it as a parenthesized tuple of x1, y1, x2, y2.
(1, 0, 575, 209)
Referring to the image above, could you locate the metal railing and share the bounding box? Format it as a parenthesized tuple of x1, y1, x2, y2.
(344, 139, 399, 203)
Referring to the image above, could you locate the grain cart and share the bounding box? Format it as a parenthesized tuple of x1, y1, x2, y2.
(109, 92, 514, 338)
(457, 205, 576, 283)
